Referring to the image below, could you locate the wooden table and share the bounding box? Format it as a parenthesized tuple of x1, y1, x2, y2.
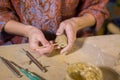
(0, 34, 120, 80)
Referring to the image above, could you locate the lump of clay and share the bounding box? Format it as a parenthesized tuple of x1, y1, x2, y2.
(55, 34, 68, 48)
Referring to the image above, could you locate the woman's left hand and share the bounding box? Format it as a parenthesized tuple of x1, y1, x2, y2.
(56, 18, 79, 54)
(56, 14, 95, 54)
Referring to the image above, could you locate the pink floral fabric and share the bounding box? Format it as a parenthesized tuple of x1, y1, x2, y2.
(0, 0, 109, 45)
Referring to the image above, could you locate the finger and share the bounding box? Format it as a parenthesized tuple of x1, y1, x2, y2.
(35, 47, 51, 55)
(61, 24, 76, 54)
(29, 39, 39, 50)
(56, 23, 65, 35)
(37, 35, 50, 46)
(67, 23, 76, 44)
(56, 46, 61, 49)
(35, 44, 54, 55)
(66, 25, 75, 43)
(60, 43, 72, 54)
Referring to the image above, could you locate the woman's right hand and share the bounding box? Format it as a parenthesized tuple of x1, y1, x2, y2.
(5, 20, 54, 55)
(26, 26, 54, 55)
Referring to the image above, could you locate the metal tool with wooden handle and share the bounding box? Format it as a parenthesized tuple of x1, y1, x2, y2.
(22, 49, 47, 72)
(0, 56, 22, 78)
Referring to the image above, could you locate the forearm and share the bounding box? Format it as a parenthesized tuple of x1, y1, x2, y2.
(78, 0, 109, 31)
(73, 14, 96, 31)
(81, 14, 96, 28)
(4, 20, 32, 37)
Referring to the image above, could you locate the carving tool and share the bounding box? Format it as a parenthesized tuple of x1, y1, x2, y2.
(22, 49, 47, 72)
(0, 56, 22, 78)
(0, 56, 44, 80)
(11, 62, 43, 80)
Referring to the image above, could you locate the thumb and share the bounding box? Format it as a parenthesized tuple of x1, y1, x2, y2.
(38, 37, 50, 46)
(56, 23, 65, 35)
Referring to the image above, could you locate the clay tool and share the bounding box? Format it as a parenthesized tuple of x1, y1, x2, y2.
(0, 56, 22, 78)
(22, 49, 47, 72)
(11, 61, 43, 80)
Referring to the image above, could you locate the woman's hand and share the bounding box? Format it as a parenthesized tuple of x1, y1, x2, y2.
(27, 26, 54, 55)
(56, 14, 95, 54)
(5, 20, 54, 55)
(56, 18, 78, 54)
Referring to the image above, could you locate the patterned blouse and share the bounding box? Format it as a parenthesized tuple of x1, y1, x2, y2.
(0, 0, 109, 45)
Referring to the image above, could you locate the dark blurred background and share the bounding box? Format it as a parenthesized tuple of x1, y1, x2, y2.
(97, 0, 120, 35)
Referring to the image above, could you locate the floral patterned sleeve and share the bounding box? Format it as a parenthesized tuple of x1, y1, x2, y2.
(79, 0, 109, 31)
(0, 0, 18, 43)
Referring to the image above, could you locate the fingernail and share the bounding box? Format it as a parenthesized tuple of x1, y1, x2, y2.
(56, 32, 61, 35)
(57, 46, 61, 49)
(56, 33, 59, 35)
(35, 48, 39, 51)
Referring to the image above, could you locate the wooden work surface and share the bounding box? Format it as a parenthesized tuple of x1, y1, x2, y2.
(0, 34, 120, 80)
